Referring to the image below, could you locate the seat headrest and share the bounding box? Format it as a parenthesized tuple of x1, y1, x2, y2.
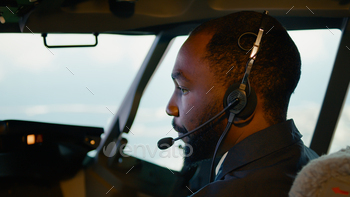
(289, 146, 350, 197)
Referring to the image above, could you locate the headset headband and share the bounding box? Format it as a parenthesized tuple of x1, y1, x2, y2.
(239, 11, 269, 91)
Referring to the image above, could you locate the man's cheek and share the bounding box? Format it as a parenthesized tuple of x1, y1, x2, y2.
(179, 99, 195, 116)
(186, 109, 203, 131)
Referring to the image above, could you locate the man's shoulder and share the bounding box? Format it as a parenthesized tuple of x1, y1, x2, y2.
(191, 172, 291, 197)
(222, 140, 318, 180)
(190, 120, 319, 197)
(191, 142, 319, 197)
(302, 144, 319, 160)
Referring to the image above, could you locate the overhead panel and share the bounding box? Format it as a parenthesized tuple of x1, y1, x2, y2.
(0, 0, 349, 33)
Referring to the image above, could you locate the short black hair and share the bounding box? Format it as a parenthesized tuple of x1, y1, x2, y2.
(191, 11, 301, 125)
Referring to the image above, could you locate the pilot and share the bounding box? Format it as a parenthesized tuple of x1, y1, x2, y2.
(165, 11, 319, 196)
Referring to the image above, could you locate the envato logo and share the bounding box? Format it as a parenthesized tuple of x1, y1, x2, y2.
(103, 142, 193, 158)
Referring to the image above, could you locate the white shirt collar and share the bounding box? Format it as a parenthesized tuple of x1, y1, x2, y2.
(215, 151, 228, 175)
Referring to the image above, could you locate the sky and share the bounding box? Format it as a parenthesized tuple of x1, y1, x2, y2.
(0, 29, 348, 171)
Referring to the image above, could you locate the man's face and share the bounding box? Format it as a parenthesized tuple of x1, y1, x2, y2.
(166, 33, 227, 167)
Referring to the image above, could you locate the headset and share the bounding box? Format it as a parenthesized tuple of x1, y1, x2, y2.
(210, 10, 269, 182)
(158, 10, 269, 183)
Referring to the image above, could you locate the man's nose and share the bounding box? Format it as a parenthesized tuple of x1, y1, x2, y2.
(166, 97, 179, 117)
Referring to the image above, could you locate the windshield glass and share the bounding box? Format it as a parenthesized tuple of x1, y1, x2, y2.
(0, 33, 155, 130)
(1, 29, 346, 172)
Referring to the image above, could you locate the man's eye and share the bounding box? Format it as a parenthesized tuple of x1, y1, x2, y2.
(177, 87, 189, 95)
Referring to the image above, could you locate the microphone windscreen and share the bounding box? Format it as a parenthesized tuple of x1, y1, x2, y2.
(157, 137, 174, 150)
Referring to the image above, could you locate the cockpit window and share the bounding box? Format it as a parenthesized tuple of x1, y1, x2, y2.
(0, 33, 155, 130)
(287, 29, 342, 148)
(121, 36, 188, 171)
(0, 29, 345, 172)
(330, 86, 350, 153)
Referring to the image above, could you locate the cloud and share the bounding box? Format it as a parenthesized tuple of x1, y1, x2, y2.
(288, 102, 321, 146)
(0, 33, 155, 75)
(288, 29, 341, 61)
(86, 35, 155, 70)
(25, 105, 50, 116)
(329, 105, 350, 153)
(0, 34, 56, 73)
(125, 124, 175, 138)
(3, 104, 118, 116)
(134, 107, 169, 123)
(288, 102, 350, 153)
(0, 67, 4, 82)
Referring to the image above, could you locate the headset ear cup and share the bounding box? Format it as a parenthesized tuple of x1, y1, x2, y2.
(237, 87, 257, 119)
(223, 83, 257, 119)
(223, 83, 241, 107)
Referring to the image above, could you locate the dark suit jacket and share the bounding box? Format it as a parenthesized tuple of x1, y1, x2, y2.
(190, 120, 318, 197)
